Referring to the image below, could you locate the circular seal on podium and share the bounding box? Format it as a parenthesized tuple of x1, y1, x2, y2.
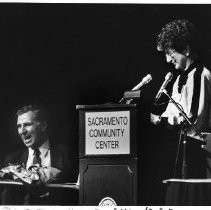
(98, 197, 117, 206)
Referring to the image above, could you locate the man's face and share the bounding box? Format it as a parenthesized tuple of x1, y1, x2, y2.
(17, 111, 46, 148)
(165, 49, 188, 70)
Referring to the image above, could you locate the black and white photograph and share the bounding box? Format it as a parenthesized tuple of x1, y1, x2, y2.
(0, 1, 210, 207)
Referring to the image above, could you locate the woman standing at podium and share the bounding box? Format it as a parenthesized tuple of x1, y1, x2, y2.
(150, 19, 211, 179)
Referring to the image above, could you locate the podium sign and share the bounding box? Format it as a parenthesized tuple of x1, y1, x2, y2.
(77, 104, 138, 206)
(85, 111, 130, 155)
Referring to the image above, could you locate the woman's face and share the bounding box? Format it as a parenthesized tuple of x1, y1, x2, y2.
(165, 48, 189, 70)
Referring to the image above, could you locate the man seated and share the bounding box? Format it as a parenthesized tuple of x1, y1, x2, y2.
(1, 105, 79, 205)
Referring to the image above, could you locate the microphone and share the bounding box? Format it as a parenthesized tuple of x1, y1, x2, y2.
(154, 72, 173, 103)
(132, 74, 152, 91)
(119, 74, 152, 103)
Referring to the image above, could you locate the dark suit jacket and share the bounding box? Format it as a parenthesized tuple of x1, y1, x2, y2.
(1, 144, 79, 205)
(4, 144, 79, 183)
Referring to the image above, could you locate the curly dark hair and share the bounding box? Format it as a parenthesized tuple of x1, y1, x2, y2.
(157, 19, 197, 53)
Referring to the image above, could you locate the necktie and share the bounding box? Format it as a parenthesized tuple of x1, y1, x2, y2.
(33, 148, 41, 165)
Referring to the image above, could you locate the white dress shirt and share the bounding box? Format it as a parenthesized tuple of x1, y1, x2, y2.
(162, 67, 211, 140)
(26, 140, 51, 169)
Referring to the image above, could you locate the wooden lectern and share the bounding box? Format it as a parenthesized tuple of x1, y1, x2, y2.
(76, 104, 139, 206)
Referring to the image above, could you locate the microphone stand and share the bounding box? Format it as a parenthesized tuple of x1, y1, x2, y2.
(162, 89, 205, 179)
(180, 121, 188, 179)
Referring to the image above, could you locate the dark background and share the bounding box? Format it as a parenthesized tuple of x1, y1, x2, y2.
(0, 3, 211, 205)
